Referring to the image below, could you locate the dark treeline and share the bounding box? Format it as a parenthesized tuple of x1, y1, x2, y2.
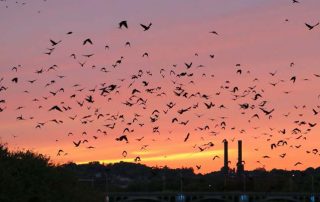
(65, 161, 320, 193)
(1, 143, 320, 202)
(0, 144, 103, 202)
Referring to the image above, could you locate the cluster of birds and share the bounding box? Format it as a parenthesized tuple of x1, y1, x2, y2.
(0, 0, 48, 13)
(1, 1, 320, 171)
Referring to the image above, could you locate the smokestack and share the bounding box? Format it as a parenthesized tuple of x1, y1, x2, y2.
(224, 140, 228, 169)
(237, 140, 244, 174)
(221, 140, 229, 174)
(238, 140, 242, 163)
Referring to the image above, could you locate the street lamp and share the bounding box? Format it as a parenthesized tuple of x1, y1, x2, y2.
(290, 174, 295, 192)
(209, 184, 214, 192)
(179, 172, 183, 192)
(105, 170, 110, 202)
(105, 168, 111, 193)
(243, 174, 246, 192)
(162, 173, 166, 192)
(311, 175, 314, 193)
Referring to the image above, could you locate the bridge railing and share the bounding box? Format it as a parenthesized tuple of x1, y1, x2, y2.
(106, 192, 320, 202)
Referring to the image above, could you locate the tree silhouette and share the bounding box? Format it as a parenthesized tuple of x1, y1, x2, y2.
(0, 144, 102, 202)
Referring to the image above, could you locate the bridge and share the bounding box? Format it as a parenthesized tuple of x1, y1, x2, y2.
(106, 192, 320, 202)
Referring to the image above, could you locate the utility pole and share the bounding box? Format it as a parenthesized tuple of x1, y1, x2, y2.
(162, 173, 166, 192)
(105, 173, 108, 193)
(105, 171, 109, 202)
(311, 175, 314, 193)
(180, 172, 182, 192)
(92, 178, 94, 188)
(243, 174, 246, 192)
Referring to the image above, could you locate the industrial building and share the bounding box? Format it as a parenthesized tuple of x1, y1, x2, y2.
(221, 140, 245, 175)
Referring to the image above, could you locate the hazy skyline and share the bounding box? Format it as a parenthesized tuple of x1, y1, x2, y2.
(1, 0, 320, 173)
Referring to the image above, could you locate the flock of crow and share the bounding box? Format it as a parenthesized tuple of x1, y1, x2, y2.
(0, 0, 320, 171)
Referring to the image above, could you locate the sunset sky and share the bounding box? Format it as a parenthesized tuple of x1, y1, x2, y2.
(0, 0, 320, 173)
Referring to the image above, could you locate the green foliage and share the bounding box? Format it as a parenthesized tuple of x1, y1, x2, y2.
(0, 144, 103, 202)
